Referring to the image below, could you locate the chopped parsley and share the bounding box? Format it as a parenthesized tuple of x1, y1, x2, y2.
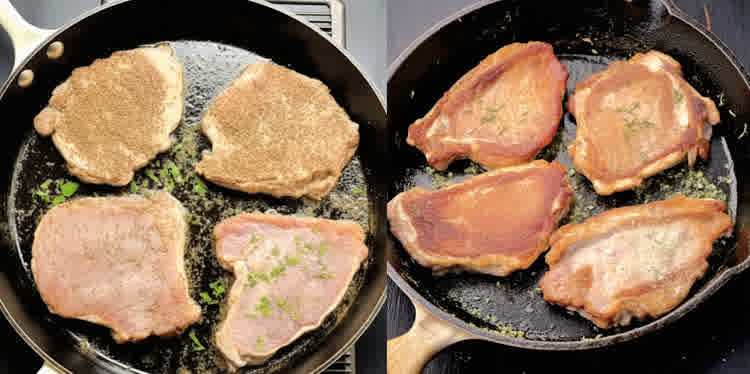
(165, 160, 183, 184)
(193, 176, 207, 197)
(247, 273, 258, 287)
(351, 187, 365, 196)
(481, 114, 496, 123)
(199, 292, 218, 305)
(285, 255, 300, 266)
(271, 245, 281, 257)
(159, 167, 175, 191)
(40, 179, 53, 190)
(256, 296, 271, 317)
(129, 181, 139, 194)
(314, 272, 334, 280)
(209, 280, 225, 297)
(252, 271, 270, 282)
(189, 330, 205, 351)
(304, 243, 313, 252)
(34, 190, 50, 203)
(52, 195, 65, 205)
(145, 169, 161, 185)
(318, 243, 328, 257)
(60, 181, 78, 197)
(256, 336, 265, 351)
(270, 264, 287, 278)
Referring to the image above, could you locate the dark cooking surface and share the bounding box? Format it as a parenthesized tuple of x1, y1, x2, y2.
(388, 0, 750, 372)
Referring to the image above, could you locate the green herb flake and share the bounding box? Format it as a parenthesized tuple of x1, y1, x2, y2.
(189, 330, 205, 351)
(285, 255, 300, 266)
(159, 168, 175, 191)
(318, 243, 328, 257)
(253, 272, 270, 282)
(271, 245, 281, 257)
(304, 243, 313, 252)
(247, 274, 258, 287)
(199, 292, 217, 305)
(314, 272, 333, 280)
(276, 298, 291, 313)
(351, 187, 365, 196)
(673, 88, 684, 105)
(60, 181, 79, 197)
(256, 336, 265, 351)
(165, 160, 183, 184)
(481, 114, 496, 123)
(129, 181, 139, 194)
(193, 176, 207, 197)
(210, 280, 225, 297)
(34, 190, 50, 203)
(40, 179, 53, 190)
(145, 169, 161, 185)
(52, 195, 65, 205)
(256, 296, 271, 317)
(270, 264, 287, 278)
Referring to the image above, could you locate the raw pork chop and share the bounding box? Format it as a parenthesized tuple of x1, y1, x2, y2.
(387, 160, 573, 276)
(539, 196, 732, 328)
(407, 42, 568, 170)
(568, 50, 721, 195)
(196, 62, 359, 200)
(34, 44, 184, 186)
(31, 191, 200, 343)
(213, 213, 368, 369)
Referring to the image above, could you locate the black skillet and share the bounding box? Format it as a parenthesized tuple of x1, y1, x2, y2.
(0, 0, 387, 373)
(386, 0, 750, 372)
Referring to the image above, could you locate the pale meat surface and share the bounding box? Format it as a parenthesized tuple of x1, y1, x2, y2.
(31, 191, 201, 343)
(539, 196, 732, 328)
(407, 42, 568, 170)
(568, 50, 721, 195)
(387, 160, 573, 276)
(196, 62, 359, 200)
(34, 45, 184, 186)
(213, 214, 368, 369)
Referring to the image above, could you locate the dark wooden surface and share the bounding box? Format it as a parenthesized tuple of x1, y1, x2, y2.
(387, 1, 750, 373)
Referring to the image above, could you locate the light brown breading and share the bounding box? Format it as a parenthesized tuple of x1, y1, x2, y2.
(195, 62, 359, 200)
(33, 45, 184, 186)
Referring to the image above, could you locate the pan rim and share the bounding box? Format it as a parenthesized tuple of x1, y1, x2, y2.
(0, 0, 387, 372)
(386, 0, 750, 350)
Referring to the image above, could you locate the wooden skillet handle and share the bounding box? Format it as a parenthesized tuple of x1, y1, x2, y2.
(387, 297, 472, 374)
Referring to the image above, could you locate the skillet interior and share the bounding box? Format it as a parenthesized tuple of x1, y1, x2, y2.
(0, 0, 387, 373)
(387, 0, 750, 347)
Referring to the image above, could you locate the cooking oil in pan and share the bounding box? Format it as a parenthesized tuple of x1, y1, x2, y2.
(7, 40, 373, 374)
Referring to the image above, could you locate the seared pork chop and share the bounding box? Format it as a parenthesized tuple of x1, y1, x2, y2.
(34, 44, 184, 186)
(568, 50, 721, 195)
(31, 191, 201, 343)
(196, 62, 359, 200)
(387, 160, 573, 276)
(213, 213, 368, 369)
(539, 196, 732, 328)
(407, 42, 568, 170)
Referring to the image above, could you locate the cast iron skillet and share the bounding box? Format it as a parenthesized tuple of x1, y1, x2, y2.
(0, 0, 387, 373)
(386, 0, 750, 372)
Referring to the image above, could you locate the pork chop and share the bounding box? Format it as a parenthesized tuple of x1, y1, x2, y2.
(31, 190, 201, 343)
(213, 213, 368, 369)
(387, 160, 573, 276)
(539, 196, 732, 328)
(34, 44, 184, 186)
(195, 62, 359, 200)
(406, 42, 568, 170)
(567, 50, 721, 195)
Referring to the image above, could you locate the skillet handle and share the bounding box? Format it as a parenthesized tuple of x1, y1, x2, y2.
(0, 0, 54, 69)
(387, 297, 472, 374)
(36, 363, 62, 374)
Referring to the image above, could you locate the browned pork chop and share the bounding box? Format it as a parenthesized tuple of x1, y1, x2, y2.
(31, 191, 201, 343)
(34, 45, 184, 186)
(407, 42, 568, 170)
(539, 196, 732, 328)
(196, 62, 359, 200)
(387, 160, 573, 276)
(213, 214, 368, 369)
(568, 50, 721, 195)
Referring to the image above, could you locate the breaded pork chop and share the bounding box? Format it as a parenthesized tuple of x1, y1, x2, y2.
(568, 50, 720, 195)
(387, 160, 573, 276)
(213, 213, 368, 369)
(539, 196, 732, 328)
(31, 191, 201, 343)
(196, 62, 359, 200)
(407, 42, 568, 170)
(34, 45, 184, 186)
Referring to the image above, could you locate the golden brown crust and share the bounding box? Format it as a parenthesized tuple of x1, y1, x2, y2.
(540, 196, 732, 328)
(406, 42, 568, 170)
(33, 45, 184, 186)
(387, 160, 574, 276)
(195, 62, 359, 200)
(567, 50, 720, 195)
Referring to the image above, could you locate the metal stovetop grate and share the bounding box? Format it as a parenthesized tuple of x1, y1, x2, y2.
(267, 0, 346, 47)
(263, 4, 352, 372)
